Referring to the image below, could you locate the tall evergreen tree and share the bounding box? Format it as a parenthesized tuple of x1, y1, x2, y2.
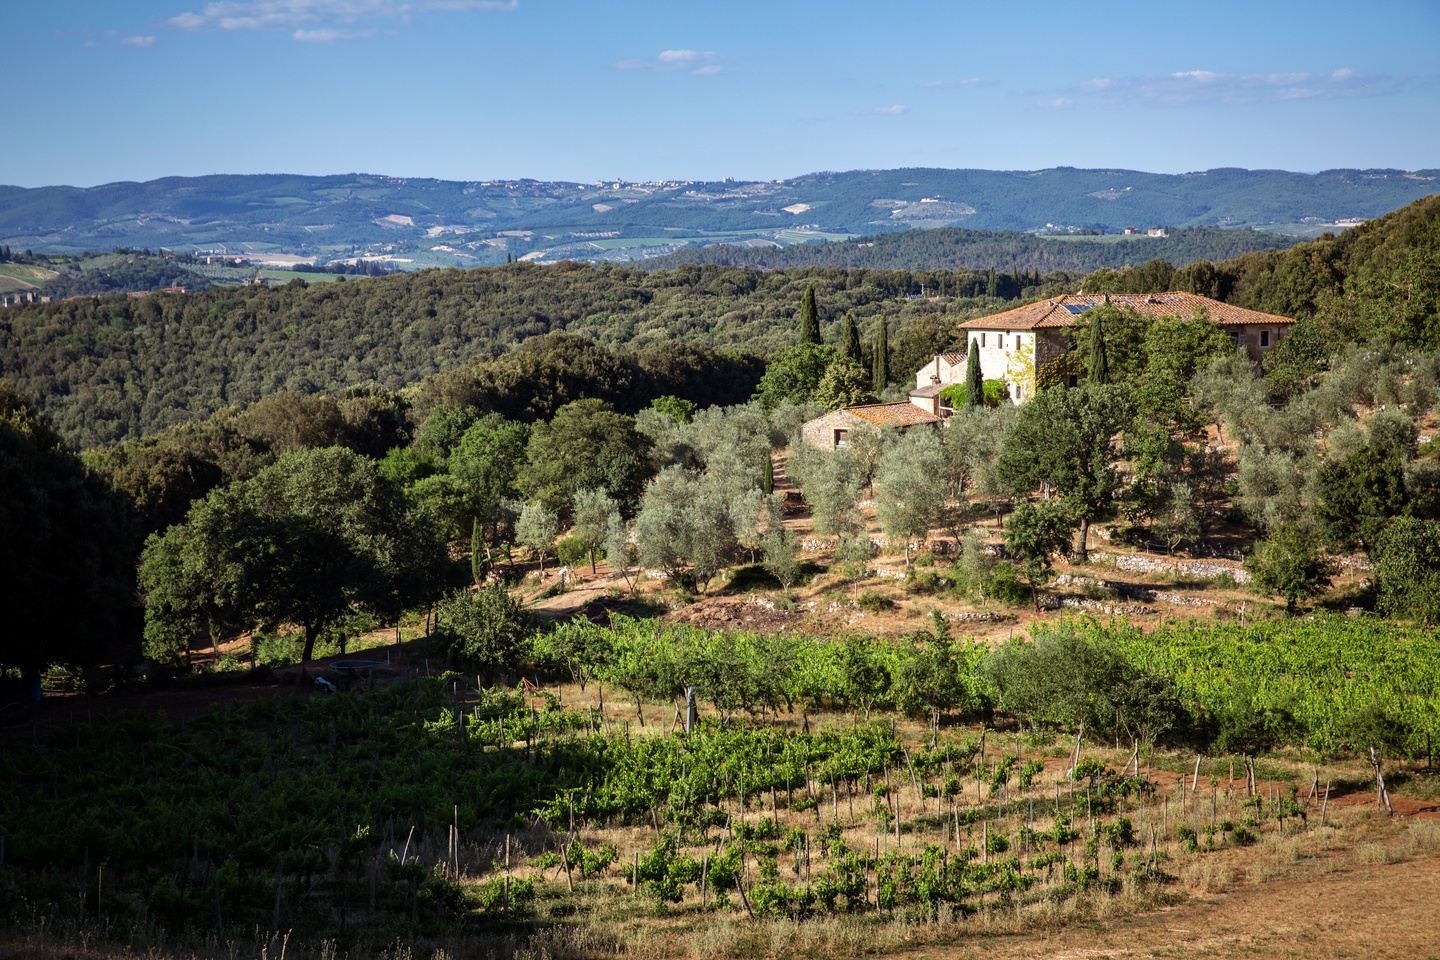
(799, 283, 821, 345)
(871, 320, 890, 391)
(841, 312, 862, 363)
(762, 452, 775, 495)
(1088, 309, 1110, 384)
(966, 339, 984, 407)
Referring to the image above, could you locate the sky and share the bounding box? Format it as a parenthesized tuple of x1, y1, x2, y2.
(4, 0, 1439, 187)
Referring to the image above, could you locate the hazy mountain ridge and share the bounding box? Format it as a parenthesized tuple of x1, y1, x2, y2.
(1, 167, 1435, 267)
(645, 226, 1296, 272)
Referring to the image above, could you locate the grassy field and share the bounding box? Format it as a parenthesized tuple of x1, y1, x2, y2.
(0, 262, 58, 289)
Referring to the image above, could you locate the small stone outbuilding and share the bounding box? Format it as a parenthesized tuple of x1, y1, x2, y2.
(800, 401, 944, 451)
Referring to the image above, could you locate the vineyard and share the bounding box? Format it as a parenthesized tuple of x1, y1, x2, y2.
(2, 615, 1438, 958)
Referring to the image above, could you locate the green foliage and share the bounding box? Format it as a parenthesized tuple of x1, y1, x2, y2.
(754, 344, 839, 410)
(1003, 500, 1075, 607)
(0, 382, 139, 673)
(839, 312, 863, 363)
(447, 413, 530, 528)
(856, 591, 896, 613)
(874, 427, 948, 563)
(1313, 412, 1421, 551)
(518, 399, 650, 513)
(515, 500, 560, 570)
(434, 585, 533, 678)
(985, 625, 1183, 744)
(634, 466, 742, 592)
(965, 338, 983, 406)
(140, 446, 446, 665)
(813, 357, 875, 411)
(761, 501, 802, 592)
(939, 378, 1007, 409)
(1373, 516, 1440, 624)
(798, 283, 821, 345)
(665, 224, 1297, 273)
(871, 318, 891, 391)
(1245, 523, 1333, 613)
(997, 382, 1133, 560)
(1087, 305, 1110, 384)
(570, 487, 621, 574)
(647, 395, 697, 424)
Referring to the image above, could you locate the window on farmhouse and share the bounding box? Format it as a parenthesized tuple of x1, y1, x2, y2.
(980, 332, 986, 348)
(1261, 330, 1271, 348)
(834, 428, 849, 448)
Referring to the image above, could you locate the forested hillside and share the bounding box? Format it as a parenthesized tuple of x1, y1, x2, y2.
(650, 226, 1294, 272)
(0, 263, 1054, 446)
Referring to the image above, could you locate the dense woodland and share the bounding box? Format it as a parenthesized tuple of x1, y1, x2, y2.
(0, 262, 1058, 446)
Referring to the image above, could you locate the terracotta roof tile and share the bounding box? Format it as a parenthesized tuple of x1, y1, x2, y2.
(958, 292, 1296, 331)
(844, 402, 944, 427)
(909, 383, 947, 398)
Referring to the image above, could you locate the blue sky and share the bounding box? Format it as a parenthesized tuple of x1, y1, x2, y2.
(5, 0, 1438, 186)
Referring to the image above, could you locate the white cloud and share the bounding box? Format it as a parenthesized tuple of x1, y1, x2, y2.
(922, 77, 987, 89)
(615, 49, 726, 75)
(167, 0, 514, 39)
(1038, 96, 1074, 110)
(120, 35, 158, 46)
(293, 26, 382, 41)
(869, 104, 910, 116)
(1069, 66, 1407, 106)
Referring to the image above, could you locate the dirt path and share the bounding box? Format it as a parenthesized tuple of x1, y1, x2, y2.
(906, 844, 1440, 959)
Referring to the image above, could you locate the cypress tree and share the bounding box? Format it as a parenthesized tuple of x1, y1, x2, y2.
(841, 313, 862, 363)
(762, 452, 775, 495)
(799, 283, 821, 344)
(1088, 310, 1109, 384)
(871, 320, 890, 392)
(966, 338, 984, 407)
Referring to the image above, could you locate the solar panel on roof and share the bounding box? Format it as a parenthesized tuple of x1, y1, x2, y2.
(1063, 304, 1091, 314)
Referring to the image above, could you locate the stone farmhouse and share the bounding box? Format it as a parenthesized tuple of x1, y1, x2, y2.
(801, 291, 1296, 450)
(923, 291, 1296, 407)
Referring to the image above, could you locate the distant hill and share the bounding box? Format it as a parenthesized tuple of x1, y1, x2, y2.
(0, 167, 1434, 267)
(646, 226, 1295, 272)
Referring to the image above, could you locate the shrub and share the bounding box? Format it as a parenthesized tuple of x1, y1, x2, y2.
(985, 563, 1032, 607)
(555, 532, 590, 567)
(856, 591, 897, 613)
(1245, 523, 1333, 613)
(939, 379, 1009, 409)
(904, 568, 947, 595)
(984, 624, 1185, 744)
(434, 585, 534, 679)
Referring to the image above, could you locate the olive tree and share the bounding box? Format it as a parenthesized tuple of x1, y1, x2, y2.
(515, 500, 559, 573)
(634, 467, 741, 592)
(873, 427, 947, 564)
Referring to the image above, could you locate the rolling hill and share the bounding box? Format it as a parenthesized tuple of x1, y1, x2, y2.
(645, 226, 1295, 272)
(1, 167, 1434, 267)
